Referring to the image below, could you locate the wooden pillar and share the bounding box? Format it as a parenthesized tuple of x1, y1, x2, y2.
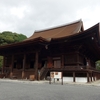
(90, 72, 92, 82)
(22, 54, 26, 79)
(10, 55, 14, 78)
(2, 56, 5, 74)
(95, 73, 97, 80)
(93, 73, 95, 81)
(86, 59, 91, 69)
(47, 56, 53, 68)
(87, 72, 89, 83)
(35, 51, 38, 80)
(77, 52, 79, 66)
(73, 72, 76, 82)
(61, 55, 64, 68)
(62, 71, 63, 85)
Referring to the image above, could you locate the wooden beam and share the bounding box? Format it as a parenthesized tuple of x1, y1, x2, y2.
(2, 56, 5, 74)
(90, 72, 92, 82)
(10, 55, 14, 78)
(35, 51, 39, 80)
(61, 55, 64, 68)
(93, 73, 95, 81)
(62, 71, 63, 85)
(47, 57, 53, 68)
(87, 72, 89, 83)
(73, 72, 76, 82)
(22, 54, 26, 79)
(77, 53, 79, 66)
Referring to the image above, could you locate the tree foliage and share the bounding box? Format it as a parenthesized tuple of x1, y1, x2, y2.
(95, 60, 100, 70)
(0, 31, 27, 45)
(0, 31, 27, 68)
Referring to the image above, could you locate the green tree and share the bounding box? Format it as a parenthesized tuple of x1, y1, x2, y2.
(0, 31, 27, 68)
(0, 31, 27, 45)
(95, 60, 100, 70)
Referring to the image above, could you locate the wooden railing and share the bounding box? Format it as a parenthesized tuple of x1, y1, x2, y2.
(40, 67, 45, 76)
(47, 66, 86, 70)
(64, 66, 86, 70)
(40, 66, 49, 80)
(45, 66, 98, 73)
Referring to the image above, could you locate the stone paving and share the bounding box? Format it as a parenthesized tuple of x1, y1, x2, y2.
(0, 78, 100, 86)
(0, 79, 100, 100)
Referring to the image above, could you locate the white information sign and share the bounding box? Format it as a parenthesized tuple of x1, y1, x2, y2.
(50, 72, 62, 79)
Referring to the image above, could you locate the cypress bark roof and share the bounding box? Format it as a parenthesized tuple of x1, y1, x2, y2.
(26, 19, 84, 41)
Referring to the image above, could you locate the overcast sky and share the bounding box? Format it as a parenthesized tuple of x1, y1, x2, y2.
(0, 0, 100, 37)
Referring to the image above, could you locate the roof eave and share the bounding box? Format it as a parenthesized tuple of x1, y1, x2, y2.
(0, 37, 50, 49)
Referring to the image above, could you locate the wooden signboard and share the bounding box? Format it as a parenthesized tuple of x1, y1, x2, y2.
(50, 72, 63, 85)
(50, 72, 62, 79)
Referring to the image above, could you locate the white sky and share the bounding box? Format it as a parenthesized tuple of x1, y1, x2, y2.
(0, 0, 100, 37)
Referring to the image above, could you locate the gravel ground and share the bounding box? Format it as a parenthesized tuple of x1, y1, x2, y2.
(0, 79, 100, 100)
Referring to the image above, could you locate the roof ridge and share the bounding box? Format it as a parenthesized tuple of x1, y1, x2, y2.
(35, 19, 82, 33)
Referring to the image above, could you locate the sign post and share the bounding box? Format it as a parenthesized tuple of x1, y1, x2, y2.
(49, 72, 63, 85)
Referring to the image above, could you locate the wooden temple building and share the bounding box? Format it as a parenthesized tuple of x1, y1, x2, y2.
(0, 19, 100, 82)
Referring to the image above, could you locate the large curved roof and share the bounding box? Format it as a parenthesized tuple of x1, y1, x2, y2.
(26, 19, 84, 41)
